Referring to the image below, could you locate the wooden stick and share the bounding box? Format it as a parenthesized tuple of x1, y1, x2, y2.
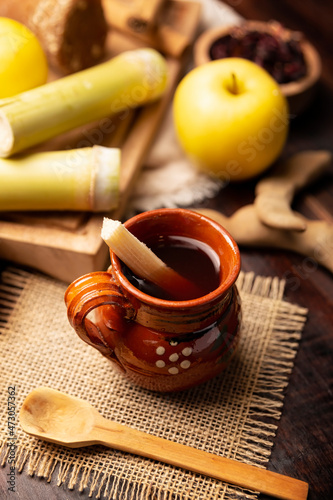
(0, 0, 108, 74)
(114, 57, 181, 218)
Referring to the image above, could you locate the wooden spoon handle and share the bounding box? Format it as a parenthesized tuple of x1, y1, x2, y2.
(93, 418, 308, 500)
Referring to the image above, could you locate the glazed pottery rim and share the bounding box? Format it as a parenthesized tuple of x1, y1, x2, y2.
(110, 208, 241, 309)
(193, 20, 322, 97)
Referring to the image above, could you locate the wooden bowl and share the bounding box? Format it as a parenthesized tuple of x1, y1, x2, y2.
(194, 20, 322, 115)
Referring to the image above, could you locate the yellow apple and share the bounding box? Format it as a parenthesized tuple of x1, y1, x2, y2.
(0, 17, 48, 98)
(173, 57, 289, 182)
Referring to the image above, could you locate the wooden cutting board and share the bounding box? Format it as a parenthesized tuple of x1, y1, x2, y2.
(0, 0, 201, 283)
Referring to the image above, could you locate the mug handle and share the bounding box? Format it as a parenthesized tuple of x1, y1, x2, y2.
(65, 271, 135, 364)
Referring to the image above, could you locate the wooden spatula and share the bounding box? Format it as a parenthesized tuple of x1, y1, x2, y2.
(19, 387, 308, 500)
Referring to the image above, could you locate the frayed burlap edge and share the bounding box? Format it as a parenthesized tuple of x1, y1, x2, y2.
(0, 267, 308, 500)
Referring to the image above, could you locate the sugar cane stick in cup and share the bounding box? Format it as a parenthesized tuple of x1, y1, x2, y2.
(101, 218, 202, 300)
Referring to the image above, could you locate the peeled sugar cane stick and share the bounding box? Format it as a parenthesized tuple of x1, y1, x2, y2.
(0, 48, 168, 158)
(0, 146, 120, 212)
(0, 0, 108, 74)
(101, 218, 202, 300)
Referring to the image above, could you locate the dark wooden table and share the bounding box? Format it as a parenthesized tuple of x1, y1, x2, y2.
(1, 1, 332, 499)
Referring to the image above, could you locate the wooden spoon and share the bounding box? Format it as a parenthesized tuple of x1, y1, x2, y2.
(19, 387, 308, 500)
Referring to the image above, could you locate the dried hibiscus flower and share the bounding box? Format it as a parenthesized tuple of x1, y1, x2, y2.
(209, 21, 307, 84)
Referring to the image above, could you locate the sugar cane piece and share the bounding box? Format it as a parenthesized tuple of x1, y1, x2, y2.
(254, 150, 332, 231)
(101, 218, 202, 300)
(0, 146, 120, 212)
(0, 48, 168, 158)
(0, 0, 108, 74)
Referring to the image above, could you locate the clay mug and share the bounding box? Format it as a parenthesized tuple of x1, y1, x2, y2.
(65, 208, 242, 392)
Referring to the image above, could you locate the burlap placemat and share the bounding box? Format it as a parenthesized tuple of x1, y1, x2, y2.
(0, 267, 307, 499)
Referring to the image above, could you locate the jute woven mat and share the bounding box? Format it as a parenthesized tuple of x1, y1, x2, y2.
(0, 267, 307, 499)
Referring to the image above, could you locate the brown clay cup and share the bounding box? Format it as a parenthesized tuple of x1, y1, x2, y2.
(65, 208, 242, 392)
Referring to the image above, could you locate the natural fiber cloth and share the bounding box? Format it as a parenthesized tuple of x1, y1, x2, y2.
(0, 267, 307, 500)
